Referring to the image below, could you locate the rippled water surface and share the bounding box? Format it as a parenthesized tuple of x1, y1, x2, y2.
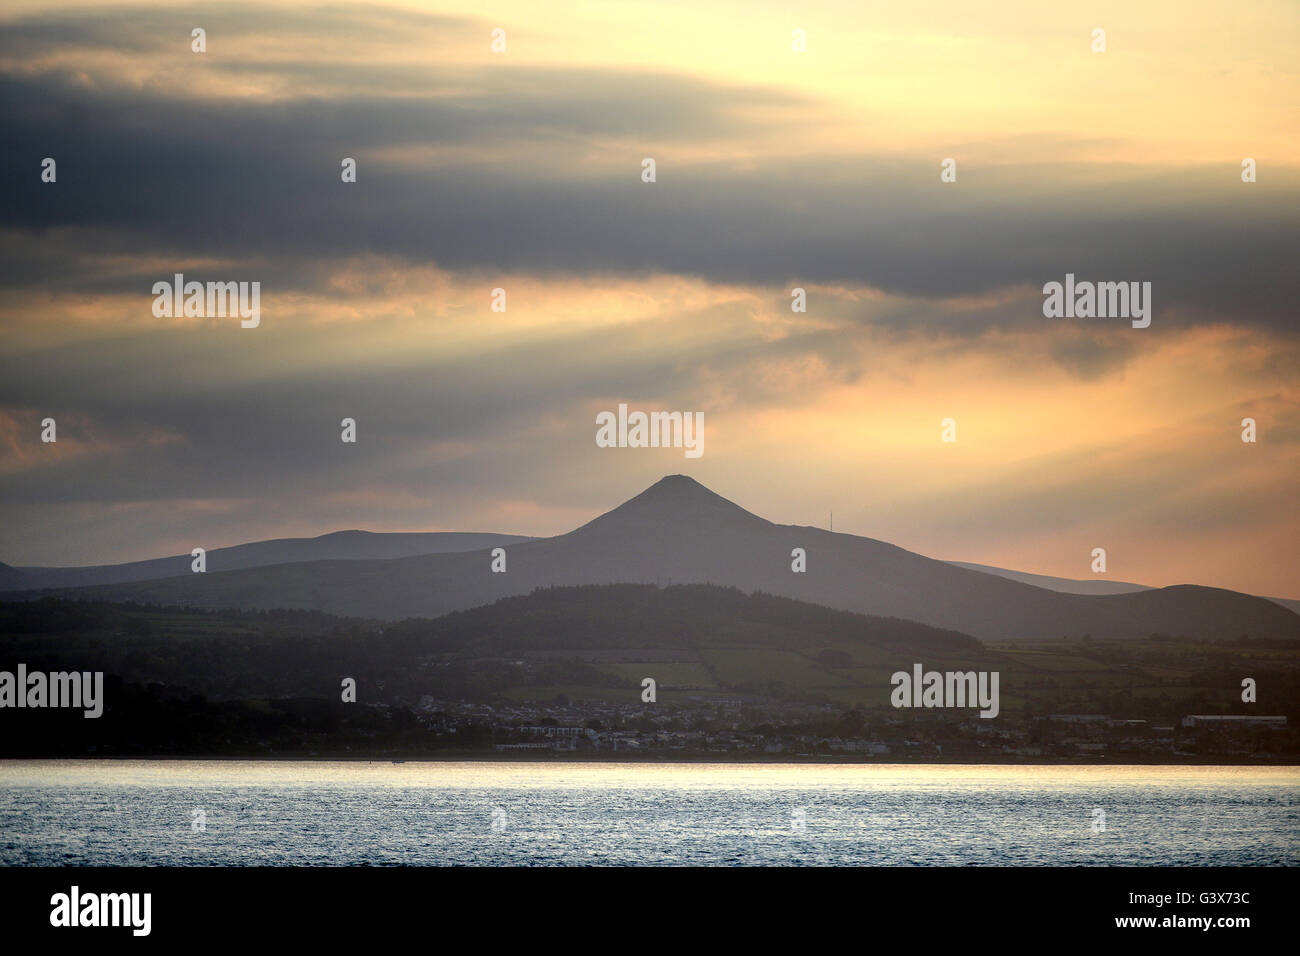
(1, 761, 1295, 865)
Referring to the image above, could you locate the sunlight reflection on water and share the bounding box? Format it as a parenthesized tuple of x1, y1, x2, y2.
(1, 761, 1295, 865)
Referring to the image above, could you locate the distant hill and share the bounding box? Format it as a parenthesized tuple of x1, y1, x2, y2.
(944, 561, 1150, 596)
(0, 530, 532, 592)
(946, 559, 1300, 616)
(0, 562, 29, 590)
(33, 475, 1300, 643)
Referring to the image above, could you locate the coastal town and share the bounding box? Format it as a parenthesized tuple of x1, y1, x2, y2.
(394, 696, 1293, 762)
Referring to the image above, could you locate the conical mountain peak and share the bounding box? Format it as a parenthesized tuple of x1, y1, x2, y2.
(568, 475, 771, 538)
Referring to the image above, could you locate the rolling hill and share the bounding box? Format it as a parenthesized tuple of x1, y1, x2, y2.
(0, 530, 532, 592)
(944, 561, 1149, 596)
(946, 560, 1300, 616)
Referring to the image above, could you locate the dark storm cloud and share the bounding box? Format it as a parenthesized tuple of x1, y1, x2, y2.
(0, 3, 468, 56)
(1, 5, 1297, 328)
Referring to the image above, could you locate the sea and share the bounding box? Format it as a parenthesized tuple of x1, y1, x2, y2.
(1, 761, 1295, 866)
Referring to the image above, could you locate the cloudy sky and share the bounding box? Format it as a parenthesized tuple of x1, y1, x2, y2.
(1, 0, 1297, 596)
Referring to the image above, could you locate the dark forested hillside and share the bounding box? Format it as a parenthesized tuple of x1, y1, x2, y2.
(3, 587, 1296, 758)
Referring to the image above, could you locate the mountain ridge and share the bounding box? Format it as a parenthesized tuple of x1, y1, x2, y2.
(8, 475, 1298, 642)
(0, 530, 533, 592)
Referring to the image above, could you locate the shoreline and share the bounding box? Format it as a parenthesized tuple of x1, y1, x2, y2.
(3, 753, 1297, 766)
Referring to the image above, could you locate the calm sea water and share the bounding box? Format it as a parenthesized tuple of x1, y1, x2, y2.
(0, 761, 1295, 866)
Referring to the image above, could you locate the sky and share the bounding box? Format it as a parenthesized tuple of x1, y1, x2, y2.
(1, 0, 1297, 596)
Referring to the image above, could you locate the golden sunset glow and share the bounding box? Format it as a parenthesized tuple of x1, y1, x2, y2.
(1, 0, 1296, 597)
